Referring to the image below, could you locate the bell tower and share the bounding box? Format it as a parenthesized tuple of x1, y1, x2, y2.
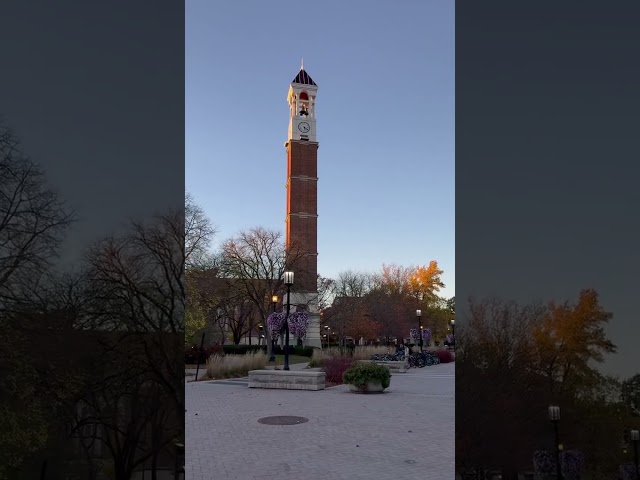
(287, 61, 318, 143)
(285, 62, 321, 348)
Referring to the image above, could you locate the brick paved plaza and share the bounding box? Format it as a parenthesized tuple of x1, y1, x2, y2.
(185, 362, 454, 480)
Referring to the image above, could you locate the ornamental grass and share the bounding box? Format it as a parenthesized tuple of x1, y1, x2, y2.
(308, 345, 390, 368)
(205, 351, 268, 379)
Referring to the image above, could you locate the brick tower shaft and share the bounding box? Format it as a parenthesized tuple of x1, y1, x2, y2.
(286, 140, 318, 293)
(284, 63, 321, 348)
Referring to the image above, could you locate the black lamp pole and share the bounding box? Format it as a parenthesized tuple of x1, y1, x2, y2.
(631, 429, 640, 480)
(269, 295, 277, 363)
(549, 405, 563, 480)
(416, 309, 423, 352)
(283, 271, 294, 371)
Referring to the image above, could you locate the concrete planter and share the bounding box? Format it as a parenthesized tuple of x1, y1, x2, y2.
(248, 369, 325, 390)
(347, 381, 385, 393)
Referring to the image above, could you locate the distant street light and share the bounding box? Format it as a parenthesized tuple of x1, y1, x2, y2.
(450, 319, 455, 351)
(416, 309, 423, 352)
(548, 406, 563, 480)
(283, 272, 294, 371)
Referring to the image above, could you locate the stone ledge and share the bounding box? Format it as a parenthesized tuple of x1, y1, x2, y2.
(248, 370, 326, 390)
(358, 360, 407, 373)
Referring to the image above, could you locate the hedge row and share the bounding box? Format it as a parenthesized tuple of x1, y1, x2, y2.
(220, 345, 314, 356)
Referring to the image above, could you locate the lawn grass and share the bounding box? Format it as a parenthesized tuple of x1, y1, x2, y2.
(272, 354, 310, 365)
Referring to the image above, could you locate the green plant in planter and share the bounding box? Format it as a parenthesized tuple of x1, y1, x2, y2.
(342, 362, 391, 390)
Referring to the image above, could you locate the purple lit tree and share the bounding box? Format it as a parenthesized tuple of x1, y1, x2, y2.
(266, 312, 286, 338)
(288, 311, 310, 340)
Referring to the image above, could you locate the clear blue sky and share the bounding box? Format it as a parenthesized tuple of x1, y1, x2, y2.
(186, 0, 455, 298)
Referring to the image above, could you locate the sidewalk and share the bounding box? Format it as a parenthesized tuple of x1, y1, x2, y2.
(186, 362, 454, 479)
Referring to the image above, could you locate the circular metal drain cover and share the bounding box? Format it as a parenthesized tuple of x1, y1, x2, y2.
(257, 416, 309, 426)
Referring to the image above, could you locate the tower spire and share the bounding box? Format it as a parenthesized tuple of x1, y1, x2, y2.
(301, 58, 304, 70)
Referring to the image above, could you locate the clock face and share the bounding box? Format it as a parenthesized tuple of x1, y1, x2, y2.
(298, 121, 310, 133)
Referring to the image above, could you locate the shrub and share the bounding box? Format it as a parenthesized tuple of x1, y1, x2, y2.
(293, 346, 315, 357)
(185, 344, 223, 364)
(435, 349, 454, 363)
(205, 351, 268, 379)
(323, 357, 354, 385)
(269, 345, 299, 355)
(343, 362, 391, 390)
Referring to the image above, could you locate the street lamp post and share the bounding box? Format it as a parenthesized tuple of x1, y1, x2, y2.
(549, 405, 562, 480)
(324, 325, 330, 349)
(283, 271, 294, 371)
(269, 295, 278, 363)
(631, 429, 640, 480)
(450, 319, 455, 351)
(416, 309, 423, 352)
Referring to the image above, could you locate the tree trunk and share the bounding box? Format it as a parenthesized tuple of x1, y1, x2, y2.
(115, 463, 129, 480)
(151, 449, 159, 480)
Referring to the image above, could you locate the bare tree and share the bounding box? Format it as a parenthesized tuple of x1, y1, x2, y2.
(69, 355, 177, 480)
(0, 124, 76, 478)
(218, 227, 309, 355)
(316, 275, 336, 311)
(334, 270, 372, 298)
(322, 296, 359, 349)
(84, 210, 188, 469)
(217, 288, 259, 345)
(86, 210, 184, 334)
(0, 124, 74, 309)
(185, 192, 216, 271)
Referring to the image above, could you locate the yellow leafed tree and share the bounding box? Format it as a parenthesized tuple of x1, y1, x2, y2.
(408, 261, 445, 303)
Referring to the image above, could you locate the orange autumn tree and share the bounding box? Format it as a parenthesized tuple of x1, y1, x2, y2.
(408, 261, 445, 304)
(532, 288, 616, 396)
(457, 290, 621, 477)
(377, 262, 445, 302)
(376, 262, 445, 335)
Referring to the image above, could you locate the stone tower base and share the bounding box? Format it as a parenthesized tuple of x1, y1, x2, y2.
(287, 291, 322, 349)
(303, 312, 321, 348)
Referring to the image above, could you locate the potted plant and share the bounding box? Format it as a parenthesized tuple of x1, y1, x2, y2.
(342, 362, 391, 393)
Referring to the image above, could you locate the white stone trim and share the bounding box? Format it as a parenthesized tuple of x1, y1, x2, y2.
(289, 175, 319, 181)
